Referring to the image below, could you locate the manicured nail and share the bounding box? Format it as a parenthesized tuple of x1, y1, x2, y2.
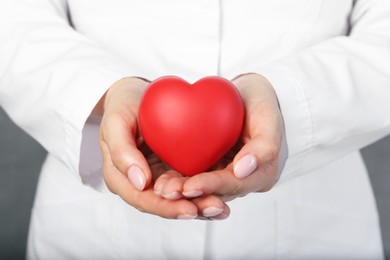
(182, 190, 203, 198)
(127, 164, 146, 191)
(177, 214, 197, 220)
(234, 154, 257, 179)
(202, 207, 224, 218)
(210, 212, 229, 220)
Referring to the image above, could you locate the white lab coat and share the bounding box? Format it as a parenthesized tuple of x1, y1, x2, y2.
(1, 0, 390, 259)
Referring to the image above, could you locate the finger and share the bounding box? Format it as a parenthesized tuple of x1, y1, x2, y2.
(161, 174, 188, 200)
(102, 142, 198, 219)
(233, 97, 283, 179)
(232, 73, 283, 164)
(182, 169, 243, 199)
(233, 134, 282, 191)
(124, 187, 198, 220)
(101, 111, 151, 191)
(100, 78, 153, 191)
(209, 206, 230, 220)
(153, 170, 183, 198)
(233, 135, 280, 179)
(183, 162, 277, 201)
(101, 141, 143, 194)
(191, 195, 230, 219)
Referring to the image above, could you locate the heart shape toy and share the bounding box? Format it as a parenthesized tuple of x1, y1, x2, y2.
(139, 76, 244, 176)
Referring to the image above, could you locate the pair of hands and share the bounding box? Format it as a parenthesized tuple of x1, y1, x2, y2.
(98, 73, 286, 220)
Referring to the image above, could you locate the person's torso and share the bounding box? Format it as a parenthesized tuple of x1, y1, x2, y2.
(67, 0, 354, 81)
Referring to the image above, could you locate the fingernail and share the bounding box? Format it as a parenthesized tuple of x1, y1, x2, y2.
(182, 190, 203, 198)
(177, 214, 197, 220)
(127, 164, 146, 191)
(210, 212, 229, 221)
(202, 207, 224, 218)
(234, 154, 257, 179)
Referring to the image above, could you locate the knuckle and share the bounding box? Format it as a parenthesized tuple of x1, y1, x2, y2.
(132, 194, 148, 214)
(257, 181, 275, 193)
(105, 183, 117, 195)
(260, 185, 273, 193)
(263, 141, 279, 162)
(135, 205, 147, 214)
(230, 181, 244, 196)
(102, 175, 118, 195)
(109, 146, 123, 162)
(109, 148, 128, 172)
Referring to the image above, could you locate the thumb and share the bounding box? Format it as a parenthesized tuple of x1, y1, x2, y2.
(100, 77, 152, 191)
(100, 112, 152, 191)
(233, 127, 288, 182)
(232, 138, 273, 180)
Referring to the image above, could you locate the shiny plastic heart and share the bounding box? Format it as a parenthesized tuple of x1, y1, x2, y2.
(139, 76, 244, 176)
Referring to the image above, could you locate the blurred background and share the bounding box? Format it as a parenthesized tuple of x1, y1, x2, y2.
(1, 106, 389, 259)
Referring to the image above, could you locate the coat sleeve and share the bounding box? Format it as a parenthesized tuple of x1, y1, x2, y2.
(260, 0, 390, 183)
(0, 0, 132, 180)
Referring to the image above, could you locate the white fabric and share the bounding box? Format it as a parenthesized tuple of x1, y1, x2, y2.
(1, 0, 390, 259)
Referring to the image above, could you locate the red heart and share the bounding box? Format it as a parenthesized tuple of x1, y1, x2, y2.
(139, 76, 244, 176)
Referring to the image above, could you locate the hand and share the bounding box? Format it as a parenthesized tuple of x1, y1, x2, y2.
(99, 77, 202, 219)
(154, 73, 287, 217)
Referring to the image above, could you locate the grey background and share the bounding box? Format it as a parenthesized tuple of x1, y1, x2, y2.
(0, 107, 389, 260)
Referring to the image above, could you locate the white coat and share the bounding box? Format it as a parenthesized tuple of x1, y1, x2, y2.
(1, 0, 390, 259)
